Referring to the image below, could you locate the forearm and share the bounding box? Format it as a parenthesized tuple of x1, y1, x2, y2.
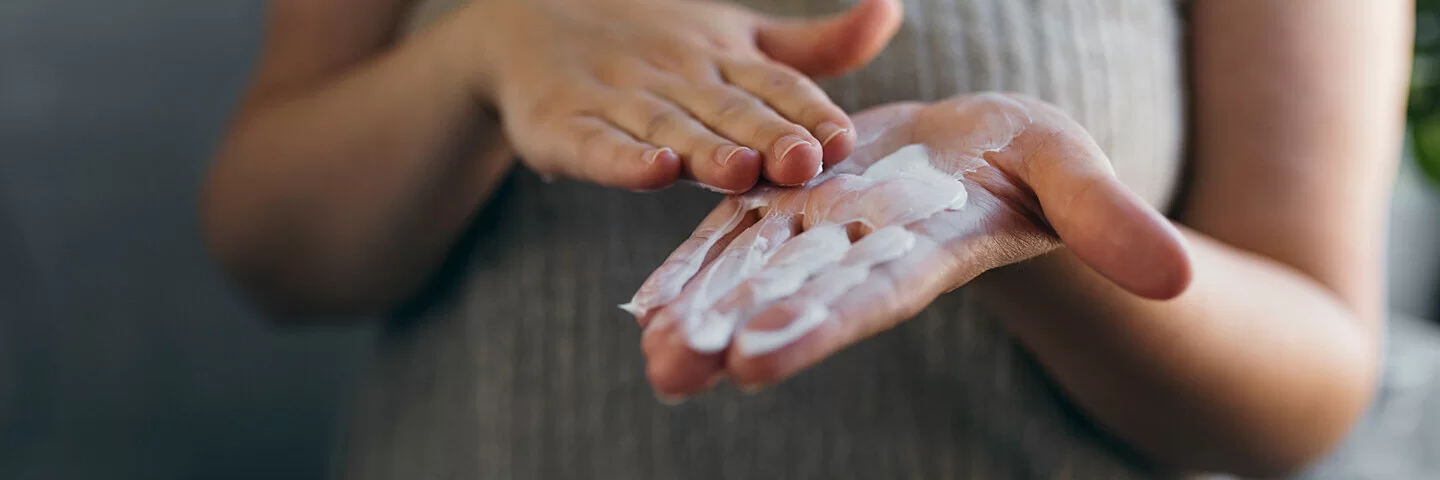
(975, 1, 1409, 474)
(976, 230, 1377, 476)
(204, 20, 511, 318)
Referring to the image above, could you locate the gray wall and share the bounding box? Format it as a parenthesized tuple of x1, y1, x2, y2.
(1, 1, 1438, 480)
(0, 2, 373, 479)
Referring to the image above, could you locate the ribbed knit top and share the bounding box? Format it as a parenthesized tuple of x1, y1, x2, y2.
(340, 1, 1188, 478)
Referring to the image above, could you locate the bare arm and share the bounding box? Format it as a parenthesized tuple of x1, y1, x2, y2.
(977, 1, 1411, 475)
(203, 0, 512, 319)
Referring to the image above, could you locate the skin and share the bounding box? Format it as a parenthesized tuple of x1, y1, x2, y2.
(637, 1, 1413, 477)
(635, 93, 1192, 427)
(203, 0, 1412, 476)
(203, 0, 902, 317)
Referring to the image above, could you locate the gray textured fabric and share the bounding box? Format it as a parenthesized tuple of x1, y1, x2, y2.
(340, 1, 1187, 479)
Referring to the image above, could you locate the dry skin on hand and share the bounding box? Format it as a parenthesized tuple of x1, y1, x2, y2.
(623, 95, 1033, 356)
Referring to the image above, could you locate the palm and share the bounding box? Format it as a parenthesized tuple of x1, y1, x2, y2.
(624, 93, 1191, 396)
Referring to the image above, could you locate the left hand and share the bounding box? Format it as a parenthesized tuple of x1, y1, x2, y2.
(623, 93, 1193, 397)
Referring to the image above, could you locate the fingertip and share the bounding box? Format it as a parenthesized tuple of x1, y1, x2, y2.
(703, 145, 763, 192)
(645, 346, 724, 398)
(642, 310, 725, 396)
(848, 0, 905, 37)
(815, 121, 847, 146)
(629, 147, 684, 191)
(766, 135, 824, 185)
(726, 304, 834, 387)
(759, 0, 904, 77)
(728, 342, 816, 389)
(1108, 191, 1193, 300)
(817, 122, 855, 166)
(1065, 184, 1193, 301)
(857, 0, 905, 20)
(1128, 224, 1193, 300)
(645, 146, 677, 165)
(824, 0, 905, 75)
(726, 354, 785, 389)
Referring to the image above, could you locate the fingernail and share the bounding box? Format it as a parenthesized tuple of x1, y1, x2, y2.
(816, 122, 848, 146)
(715, 145, 756, 167)
(645, 147, 675, 165)
(774, 136, 816, 166)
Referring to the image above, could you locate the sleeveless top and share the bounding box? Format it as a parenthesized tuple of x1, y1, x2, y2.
(340, 1, 1188, 478)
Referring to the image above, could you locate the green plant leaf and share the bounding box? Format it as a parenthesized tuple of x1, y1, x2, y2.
(1411, 3, 1440, 186)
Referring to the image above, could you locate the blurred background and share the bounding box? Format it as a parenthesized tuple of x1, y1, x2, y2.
(1, 1, 1438, 479)
(0, 2, 372, 479)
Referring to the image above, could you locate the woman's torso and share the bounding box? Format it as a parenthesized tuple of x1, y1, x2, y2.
(342, 1, 1187, 478)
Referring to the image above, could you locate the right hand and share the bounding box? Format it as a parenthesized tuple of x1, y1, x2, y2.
(452, 0, 904, 192)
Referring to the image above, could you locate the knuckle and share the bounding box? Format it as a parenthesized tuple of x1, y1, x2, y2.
(526, 92, 573, 122)
(590, 58, 646, 88)
(712, 91, 761, 121)
(680, 61, 722, 82)
(759, 120, 808, 141)
(572, 124, 614, 159)
(642, 47, 689, 73)
(763, 67, 806, 92)
(643, 107, 686, 140)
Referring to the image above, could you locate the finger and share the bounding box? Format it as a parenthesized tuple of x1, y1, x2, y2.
(990, 98, 1192, 299)
(754, 0, 904, 77)
(642, 311, 726, 399)
(702, 223, 851, 334)
(675, 214, 798, 353)
(720, 60, 855, 165)
(622, 196, 761, 324)
(654, 82, 823, 186)
(641, 213, 797, 397)
(519, 115, 682, 191)
(673, 213, 812, 347)
(605, 92, 764, 193)
(727, 228, 955, 387)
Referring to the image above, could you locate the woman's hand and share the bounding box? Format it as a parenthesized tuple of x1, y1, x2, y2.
(452, 0, 903, 192)
(623, 93, 1193, 397)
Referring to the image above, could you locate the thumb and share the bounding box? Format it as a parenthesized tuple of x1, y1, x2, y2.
(755, 0, 903, 78)
(993, 97, 1193, 300)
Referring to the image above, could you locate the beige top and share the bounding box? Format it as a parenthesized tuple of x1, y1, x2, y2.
(341, 1, 1188, 478)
